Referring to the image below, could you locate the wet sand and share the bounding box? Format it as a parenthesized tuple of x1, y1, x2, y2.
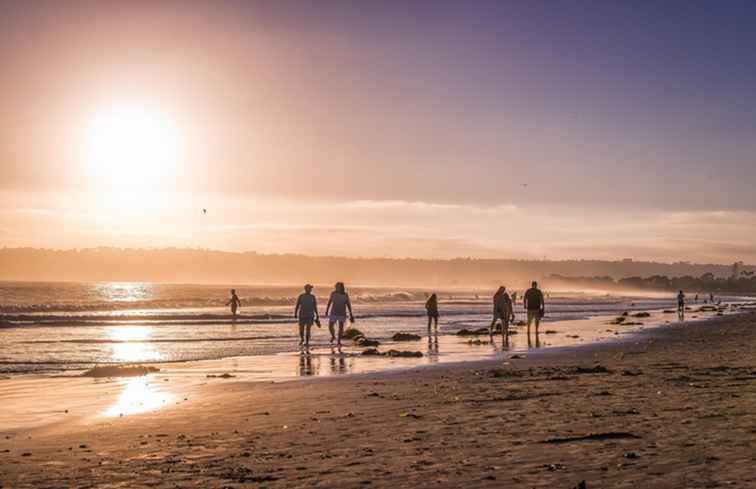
(2, 311, 756, 488)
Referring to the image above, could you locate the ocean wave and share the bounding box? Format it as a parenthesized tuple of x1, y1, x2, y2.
(0, 291, 432, 314)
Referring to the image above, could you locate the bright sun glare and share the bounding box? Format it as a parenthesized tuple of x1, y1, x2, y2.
(86, 104, 182, 193)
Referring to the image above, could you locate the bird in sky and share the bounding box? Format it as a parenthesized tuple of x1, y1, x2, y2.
(202, 208, 207, 215)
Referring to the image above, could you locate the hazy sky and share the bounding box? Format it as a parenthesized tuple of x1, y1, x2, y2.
(1, 1, 755, 263)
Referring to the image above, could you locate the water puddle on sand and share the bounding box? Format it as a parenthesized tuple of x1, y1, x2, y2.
(102, 376, 175, 417)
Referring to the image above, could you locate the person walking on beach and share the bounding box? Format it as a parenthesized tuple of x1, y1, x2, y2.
(489, 286, 505, 333)
(677, 290, 686, 319)
(524, 281, 545, 337)
(326, 282, 354, 346)
(491, 287, 514, 341)
(227, 289, 241, 317)
(295, 284, 320, 347)
(425, 293, 439, 333)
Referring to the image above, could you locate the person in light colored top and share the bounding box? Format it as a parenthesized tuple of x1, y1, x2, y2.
(294, 284, 320, 347)
(326, 282, 354, 346)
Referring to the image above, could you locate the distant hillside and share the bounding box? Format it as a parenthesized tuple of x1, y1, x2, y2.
(0, 247, 752, 287)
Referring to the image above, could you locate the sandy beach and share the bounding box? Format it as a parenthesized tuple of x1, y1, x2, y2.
(1, 310, 754, 488)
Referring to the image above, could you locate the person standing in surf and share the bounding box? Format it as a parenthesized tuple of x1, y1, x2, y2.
(523, 281, 545, 337)
(490, 286, 514, 340)
(425, 293, 439, 333)
(326, 282, 354, 346)
(227, 289, 241, 317)
(677, 290, 686, 319)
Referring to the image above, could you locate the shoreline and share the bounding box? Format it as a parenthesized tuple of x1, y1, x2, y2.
(2, 311, 756, 487)
(0, 303, 747, 434)
(1, 300, 747, 378)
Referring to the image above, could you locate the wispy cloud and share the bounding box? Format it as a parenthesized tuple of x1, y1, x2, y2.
(339, 200, 517, 214)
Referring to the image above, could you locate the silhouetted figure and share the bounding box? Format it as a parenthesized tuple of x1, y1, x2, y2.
(511, 290, 518, 306)
(425, 293, 439, 332)
(524, 281, 545, 337)
(694, 293, 699, 303)
(709, 292, 715, 303)
(326, 282, 353, 346)
(491, 287, 514, 343)
(489, 286, 514, 340)
(677, 290, 686, 320)
(227, 289, 241, 316)
(294, 284, 320, 347)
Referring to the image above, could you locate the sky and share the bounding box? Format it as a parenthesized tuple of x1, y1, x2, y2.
(1, 0, 755, 263)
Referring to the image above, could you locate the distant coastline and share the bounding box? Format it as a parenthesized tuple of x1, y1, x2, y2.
(0, 247, 752, 286)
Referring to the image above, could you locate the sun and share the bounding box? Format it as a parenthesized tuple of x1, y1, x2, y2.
(85, 104, 182, 192)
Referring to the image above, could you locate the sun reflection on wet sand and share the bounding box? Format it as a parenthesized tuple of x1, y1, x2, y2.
(103, 376, 174, 417)
(107, 326, 161, 362)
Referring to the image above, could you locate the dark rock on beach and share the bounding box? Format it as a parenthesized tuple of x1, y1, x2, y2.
(391, 332, 422, 341)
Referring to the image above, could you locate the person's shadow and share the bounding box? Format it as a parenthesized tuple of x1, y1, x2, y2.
(427, 333, 439, 363)
(329, 346, 348, 374)
(527, 331, 541, 349)
(297, 349, 316, 376)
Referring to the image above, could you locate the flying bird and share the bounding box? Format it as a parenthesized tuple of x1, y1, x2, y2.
(202, 208, 207, 215)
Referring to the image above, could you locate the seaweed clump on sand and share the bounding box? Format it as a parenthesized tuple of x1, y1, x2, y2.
(356, 337, 380, 347)
(632, 312, 651, 318)
(391, 332, 421, 341)
(342, 328, 364, 340)
(456, 327, 491, 336)
(82, 364, 160, 378)
(386, 350, 423, 358)
(361, 349, 423, 358)
(609, 317, 627, 325)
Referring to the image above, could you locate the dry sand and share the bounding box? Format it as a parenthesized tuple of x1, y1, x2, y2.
(2, 312, 755, 488)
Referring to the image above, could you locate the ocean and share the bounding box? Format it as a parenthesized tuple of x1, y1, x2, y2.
(0, 281, 742, 375)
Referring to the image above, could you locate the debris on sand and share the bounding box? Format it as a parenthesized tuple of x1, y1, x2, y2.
(544, 330, 558, 334)
(391, 332, 421, 341)
(609, 317, 627, 324)
(541, 432, 640, 444)
(386, 350, 423, 358)
(632, 312, 651, 318)
(467, 338, 490, 345)
(206, 373, 236, 379)
(574, 482, 587, 489)
(81, 364, 159, 378)
(573, 365, 611, 374)
(356, 337, 380, 347)
(399, 412, 422, 419)
(342, 328, 365, 340)
(663, 309, 676, 313)
(361, 348, 422, 358)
